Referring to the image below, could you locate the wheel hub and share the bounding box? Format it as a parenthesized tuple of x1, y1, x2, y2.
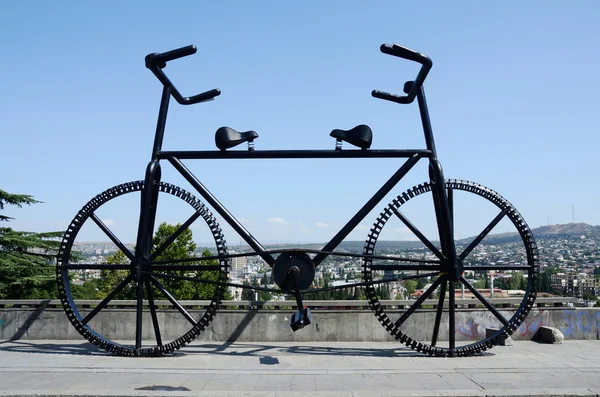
(272, 252, 315, 291)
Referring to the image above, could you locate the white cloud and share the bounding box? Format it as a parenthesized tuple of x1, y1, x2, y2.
(355, 224, 369, 231)
(103, 219, 116, 226)
(315, 222, 328, 229)
(395, 227, 410, 233)
(267, 217, 286, 225)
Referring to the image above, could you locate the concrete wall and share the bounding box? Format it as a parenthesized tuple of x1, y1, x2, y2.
(1, 307, 599, 342)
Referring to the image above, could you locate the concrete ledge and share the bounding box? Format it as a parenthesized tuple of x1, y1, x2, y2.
(1, 307, 599, 342)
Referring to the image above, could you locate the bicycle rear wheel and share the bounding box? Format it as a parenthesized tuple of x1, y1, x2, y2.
(56, 181, 229, 356)
(363, 179, 538, 357)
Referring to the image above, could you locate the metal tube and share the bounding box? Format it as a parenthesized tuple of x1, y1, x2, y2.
(158, 149, 432, 160)
(167, 156, 275, 266)
(416, 86, 437, 157)
(152, 86, 172, 161)
(313, 155, 421, 266)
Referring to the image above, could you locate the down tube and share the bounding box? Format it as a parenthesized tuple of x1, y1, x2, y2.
(167, 156, 275, 266)
(312, 155, 421, 267)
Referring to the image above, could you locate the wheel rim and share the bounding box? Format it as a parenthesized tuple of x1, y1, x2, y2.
(56, 181, 229, 356)
(363, 179, 538, 357)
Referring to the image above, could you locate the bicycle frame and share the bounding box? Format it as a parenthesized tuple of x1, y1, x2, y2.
(134, 83, 460, 281)
(56, 43, 539, 357)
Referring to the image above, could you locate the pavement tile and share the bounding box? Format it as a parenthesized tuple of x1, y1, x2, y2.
(1, 340, 600, 396)
(439, 390, 485, 396)
(313, 375, 345, 391)
(484, 388, 550, 396)
(541, 388, 597, 397)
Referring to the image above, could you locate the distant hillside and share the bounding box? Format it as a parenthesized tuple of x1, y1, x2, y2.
(533, 222, 600, 237)
(455, 222, 600, 246)
(199, 223, 599, 253)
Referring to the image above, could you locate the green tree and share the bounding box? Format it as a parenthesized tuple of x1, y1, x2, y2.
(0, 190, 62, 298)
(241, 281, 255, 301)
(582, 292, 598, 302)
(98, 222, 227, 301)
(416, 276, 428, 290)
(507, 273, 524, 290)
(403, 279, 417, 297)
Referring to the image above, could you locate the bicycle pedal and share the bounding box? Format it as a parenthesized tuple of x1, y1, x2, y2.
(303, 307, 312, 326)
(290, 308, 312, 331)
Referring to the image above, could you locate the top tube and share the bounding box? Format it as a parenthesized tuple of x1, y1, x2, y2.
(158, 149, 433, 160)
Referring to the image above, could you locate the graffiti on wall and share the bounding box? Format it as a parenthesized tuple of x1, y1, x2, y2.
(560, 310, 599, 339)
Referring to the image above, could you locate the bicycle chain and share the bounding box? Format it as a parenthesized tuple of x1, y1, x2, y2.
(56, 181, 229, 356)
(362, 179, 539, 357)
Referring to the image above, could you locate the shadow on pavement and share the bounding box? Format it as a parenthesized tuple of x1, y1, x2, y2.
(0, 340, 107, 355)
(183, 342, 428, 358)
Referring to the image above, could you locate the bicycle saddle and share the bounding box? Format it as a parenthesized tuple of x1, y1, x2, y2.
(215, 126, 259, 150)
(330, 124, 373, 150)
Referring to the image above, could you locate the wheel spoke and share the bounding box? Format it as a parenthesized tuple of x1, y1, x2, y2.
(460, 276, 509, 327)
(146, 280, 162, 346)
(303, 272, 440, 295)
(431, 277, 447, 346)
(63, 263, 130, 270)
(448, 279, 456, 353)
(150, 271, 278, 293)
(82, 275, 133, 325)
(394, 276, 443, 327)
(459, 208, 509, 260)
(391, 207, 445, 261)
(369, 264, 441, 271)
(150, 275, 198, 326)
(90, 213, 134, 261)
(402, 272, 440, 281)
(150, 264, 222, 272)
(150, 211, 203, 261)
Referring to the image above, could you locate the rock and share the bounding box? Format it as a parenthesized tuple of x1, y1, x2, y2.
(532, 326, 564, 344)
(486, 328, 514, 346)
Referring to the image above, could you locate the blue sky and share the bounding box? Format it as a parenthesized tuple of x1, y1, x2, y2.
(2, 1, 599, 246)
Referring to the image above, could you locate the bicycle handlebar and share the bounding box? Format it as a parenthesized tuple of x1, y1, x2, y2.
(372, 43, 432, 105)
(145, 45, 221, 105)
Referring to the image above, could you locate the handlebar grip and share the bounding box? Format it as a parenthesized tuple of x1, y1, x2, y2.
(381, 44, 432, 67)
(145, 45, 197, 69)
(185, 88, 221, 104)
(159, 45, 197, 63)
(371, 90, 411, 104)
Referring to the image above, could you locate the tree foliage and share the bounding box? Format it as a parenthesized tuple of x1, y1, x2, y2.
(402, 279, 417, 298)
(0, 190, 62, 299)
(97, 222, 227, 301)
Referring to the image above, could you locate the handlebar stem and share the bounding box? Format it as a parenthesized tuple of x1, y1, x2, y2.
(145, 45, 220, 105)
(372, 43, 433, 105)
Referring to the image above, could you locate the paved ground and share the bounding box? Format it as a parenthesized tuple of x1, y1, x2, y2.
(0, 340, 599, 397)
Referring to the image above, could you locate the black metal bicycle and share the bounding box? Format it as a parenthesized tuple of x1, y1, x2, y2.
(56, 43, 538, 357)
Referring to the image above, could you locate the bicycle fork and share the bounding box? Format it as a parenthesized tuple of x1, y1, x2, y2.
(131, 160, 162, 349)
(429, 159, 460, 281)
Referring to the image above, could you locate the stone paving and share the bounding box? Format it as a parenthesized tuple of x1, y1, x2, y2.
(0, 340, 599, 396)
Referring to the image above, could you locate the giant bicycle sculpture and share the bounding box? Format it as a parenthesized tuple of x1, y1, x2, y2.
(56, 43, 538, 357)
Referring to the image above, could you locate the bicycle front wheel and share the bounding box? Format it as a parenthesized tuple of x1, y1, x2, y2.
(363, 179, 538, 357)
(56, 181, 229, 356)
